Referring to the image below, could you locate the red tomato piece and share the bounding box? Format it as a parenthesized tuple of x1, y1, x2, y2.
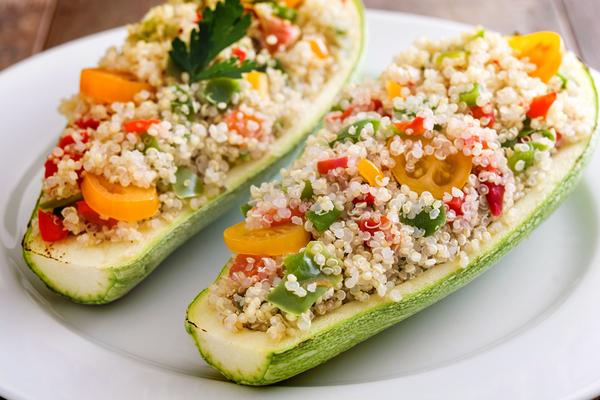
(445, 196, 465, 216)
(122, 119, 161, 134)
(74, 118, 100, 130)
(226, 110, 263, 138)
(260, 15, 301, 52)
(358, 215, 389, 235)
(44, 159, 58, 178)
(76, 200, 117, 227)
(38, 209, 68, 242)
(232, 47, 247, 62)
(394, 116, 426, 135)
(484, 182, 505, 217)
(526, 92, 557, 119)
(317, 156, 348, 174)
(352, 192, 375, 206)
(471, 105, 495, 127)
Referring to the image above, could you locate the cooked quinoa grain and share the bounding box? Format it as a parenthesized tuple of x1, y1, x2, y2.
(38, 0, 359, 243)
(209, 29, 595, 340)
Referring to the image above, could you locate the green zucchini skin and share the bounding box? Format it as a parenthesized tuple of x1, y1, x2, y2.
(21, 0, 366, 305)
(185, 62, 598, 385)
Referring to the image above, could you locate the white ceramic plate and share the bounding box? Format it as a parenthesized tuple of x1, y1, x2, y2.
(1, 10, 600, 400)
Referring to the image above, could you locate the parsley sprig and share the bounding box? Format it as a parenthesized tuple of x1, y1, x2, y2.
(169, 0, 261, 82)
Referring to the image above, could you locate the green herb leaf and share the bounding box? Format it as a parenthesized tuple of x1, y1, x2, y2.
(307, 208, 341, 232)
(169, 0, 258, 82)
(300, 180, 313, 200)
(195, 58, 262, 81)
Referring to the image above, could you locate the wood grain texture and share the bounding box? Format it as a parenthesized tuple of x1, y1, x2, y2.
(44, 0, 162, 49)
(0, 0, 55, 69)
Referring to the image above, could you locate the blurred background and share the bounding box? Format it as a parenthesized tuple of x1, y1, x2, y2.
(0, 0, 598, 71)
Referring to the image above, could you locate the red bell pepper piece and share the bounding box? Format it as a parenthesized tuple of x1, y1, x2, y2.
(38, 209, 68, 242)
(526, 92, 557, 119)
(317, 156, 348, 174)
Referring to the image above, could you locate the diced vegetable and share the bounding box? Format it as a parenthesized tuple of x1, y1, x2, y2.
(508, 144, 535, 173)
(259, 14, 301, 53)
(141, 134, 160, 153)
(38, 210, 68, 242)
(76, 200, 117, 227)
(74, 118, 99, 130)
(123, 119, 161, 134)
(526, 92, 557, 119)
(471, 104, 495, 127)
(81, 174, 159, 222)
(223, 222, 310, 256)
(284, 0, 303, 7)
(386, 81, 402, 100)
(352, 192, 375, 206)
(44, 159, 58, 178)
(267, 242, 341, 315)
(400, 205, 446, 236)
(390, 142, 472, 199)
(317, 157, 348, 174)
(331, 118, 380, 145)
(306, 208, 341, 232)
(309, 38, 329, 59)
(357, 158, 384, 187)
(358, 215, 389, 236)
(484, 182, 505, 217)
(394, 116, 426, 135)
(80, 68, 153, 103)
(226, 109, 263, 138)
(204, 77, 240, 105)
(244, 71, 269, 97)
(271, 2, 297, 21)
(508, 31, 562, 83)
(58, 131, 89, 148)
(300, 180, 313, 200)
(435, 50, 467, 66)
(232, 47, 247, 62)
(173, 166, 203, 199)
(39, 193, 83, 211)
(445, 195, 465, 216)
(459, 83, 481, 106)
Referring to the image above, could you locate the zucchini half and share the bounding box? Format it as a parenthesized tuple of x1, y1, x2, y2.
(185, 58, 599, 384)
(21, 0, 366, 305)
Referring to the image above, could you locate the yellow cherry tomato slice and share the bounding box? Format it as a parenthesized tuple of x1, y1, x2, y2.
(81, 174, 159, 222)
(80, 68, 153, 103)
(390, 145, 472, 199)
(508, 31, 562, 83)
(244, 71, 269, 98)
(386, 81, 402, 100)
(357, 158, 384, 187)
(224, 222, 310, 256)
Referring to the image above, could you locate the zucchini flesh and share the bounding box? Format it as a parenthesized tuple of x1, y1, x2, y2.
(185, 59, 598, 385)
(21, 0, 366, 304)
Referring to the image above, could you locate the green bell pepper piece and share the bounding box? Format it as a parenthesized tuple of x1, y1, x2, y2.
(307, 208, 341, 233)
(330, 118, 380, 146)
(173, 166, 203, 199)
(401, 205, 446, 236)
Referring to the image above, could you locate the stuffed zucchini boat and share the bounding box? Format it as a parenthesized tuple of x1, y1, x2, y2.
(21, 0, 364, 303)
(186, 30, 599, 384)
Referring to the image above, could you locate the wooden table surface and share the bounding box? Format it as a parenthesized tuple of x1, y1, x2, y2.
(1, 0, 599, 71)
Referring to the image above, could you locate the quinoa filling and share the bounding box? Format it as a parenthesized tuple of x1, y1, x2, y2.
(36, 0, 359, 244)
(208, 29, 595, 339)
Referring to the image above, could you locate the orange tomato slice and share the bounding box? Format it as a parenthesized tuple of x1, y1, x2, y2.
(81, 174, 159, 222)
(508, 31, 562, 83)
(80, 68, 153, 104)
(390, 142, 472, 199)
(224, 222, 310, 256)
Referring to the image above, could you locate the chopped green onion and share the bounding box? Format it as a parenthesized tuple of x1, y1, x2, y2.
(204, 77, 240, 105)
(330, 118, 380, 146)
(173, 166, 203, 199)
(307, 208, 341, 232)
(459, 83, 481, 106)
(508, 144, 535, 174)
(271, 2, 297, 21)
(142, 134, 160, 153)
(400, 205, 446, 237)
(39, 193, 83, 211)
(300, 180, 313, 200)
(556, 72, 569, 90)
(435, 50, 467, 66)
(267, 242, 341, 315)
